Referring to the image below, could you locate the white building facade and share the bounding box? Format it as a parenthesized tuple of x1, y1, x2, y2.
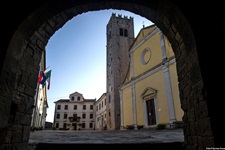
(53, 92, 96, 130)
(31, 48, 48, 130)
(94, 93, 107, 130)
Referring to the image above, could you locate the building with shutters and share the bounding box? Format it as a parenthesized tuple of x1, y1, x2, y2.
(94, 93, 107, 130)
(53, 92, 96, 130)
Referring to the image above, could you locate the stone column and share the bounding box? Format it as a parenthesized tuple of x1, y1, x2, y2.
(119, 90, 124, 130)
(131, 84, 138, 130)
(159, 29, 176, 123)
(159, 30, 167, 61)
(130, 51, 134, 78)
(162, 64, 176, 123)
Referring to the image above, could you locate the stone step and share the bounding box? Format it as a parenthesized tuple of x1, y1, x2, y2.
(34, 142, 184, 150)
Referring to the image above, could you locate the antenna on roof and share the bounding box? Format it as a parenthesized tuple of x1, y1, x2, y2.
(142, 21, 145, 28)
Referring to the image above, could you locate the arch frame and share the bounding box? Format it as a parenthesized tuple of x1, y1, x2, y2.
(0, 0, 212, 149)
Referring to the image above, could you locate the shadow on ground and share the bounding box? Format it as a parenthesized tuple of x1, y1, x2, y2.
(36, 142, 184, 150)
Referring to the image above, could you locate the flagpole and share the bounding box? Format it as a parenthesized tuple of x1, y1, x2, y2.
(45, 66, 50, 71)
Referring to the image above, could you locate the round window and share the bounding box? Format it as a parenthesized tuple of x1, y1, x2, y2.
(140, 48, 151, 65)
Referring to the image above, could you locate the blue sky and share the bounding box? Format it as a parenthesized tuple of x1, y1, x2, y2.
(46, 9, 153, 122)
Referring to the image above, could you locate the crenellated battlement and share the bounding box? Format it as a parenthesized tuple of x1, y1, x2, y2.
(109, 13, 133, 24)
(111, 13, 133, 20)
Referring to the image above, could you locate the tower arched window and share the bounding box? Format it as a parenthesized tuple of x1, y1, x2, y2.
(119, 28, 123, 36)
(124, 29, 128, 37)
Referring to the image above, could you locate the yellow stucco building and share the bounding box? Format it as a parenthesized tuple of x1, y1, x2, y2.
(120, 24, 183, 129)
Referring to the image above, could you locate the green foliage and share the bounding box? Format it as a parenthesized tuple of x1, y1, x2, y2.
(137, 125, 144, 130)
(126, 125, 134, 130)
(156, 124, 166, 130)
(125, 125, 144, 130)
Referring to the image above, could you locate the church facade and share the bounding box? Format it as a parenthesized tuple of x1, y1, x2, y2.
(119, 25, 183, 129)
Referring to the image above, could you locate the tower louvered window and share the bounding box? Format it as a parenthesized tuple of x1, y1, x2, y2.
(119, 28, 128, 37)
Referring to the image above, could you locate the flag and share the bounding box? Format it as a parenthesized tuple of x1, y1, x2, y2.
(38, 70, 52, 90)
(46, 70, 51, 90)
(37, 72, 43, 83)
(38, 71, 46, 84)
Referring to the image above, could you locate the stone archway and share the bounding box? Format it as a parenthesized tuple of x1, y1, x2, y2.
(0, 0, 210, 149)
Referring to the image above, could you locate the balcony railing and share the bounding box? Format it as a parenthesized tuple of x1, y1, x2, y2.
(68, 116, 81, 122)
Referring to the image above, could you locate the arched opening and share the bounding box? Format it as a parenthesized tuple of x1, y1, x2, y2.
(0, 0, 216, 149)
(44, 9, 155, 127)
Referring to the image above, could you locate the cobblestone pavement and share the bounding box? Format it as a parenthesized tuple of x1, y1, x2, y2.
(29, 128, 184, 144)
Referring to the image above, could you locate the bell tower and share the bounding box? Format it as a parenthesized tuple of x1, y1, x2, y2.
(106, 13, 135, 130)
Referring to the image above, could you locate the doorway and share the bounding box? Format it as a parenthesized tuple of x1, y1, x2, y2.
(146, 99, 156, 126)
